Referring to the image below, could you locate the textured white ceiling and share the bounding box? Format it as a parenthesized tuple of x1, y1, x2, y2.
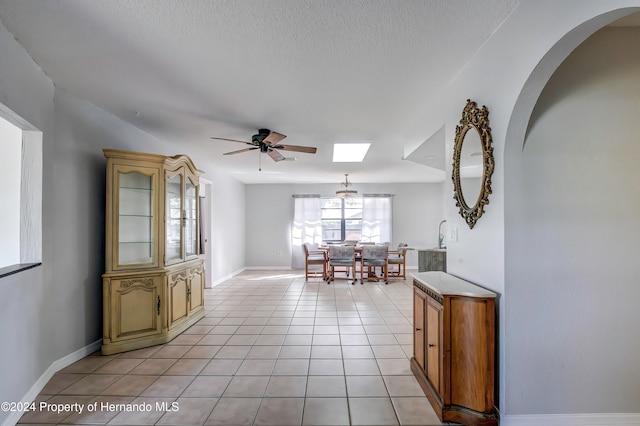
(0, 0, 520, 184)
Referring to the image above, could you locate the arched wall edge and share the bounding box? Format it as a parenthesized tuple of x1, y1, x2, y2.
(501, 3, 640, 421)
(423, 0, 640, 418)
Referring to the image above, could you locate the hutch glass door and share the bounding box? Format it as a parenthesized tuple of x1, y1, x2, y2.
(117, 171, 154, 266)
(184, 178, 198, 257)
(166, 173, 183, 263)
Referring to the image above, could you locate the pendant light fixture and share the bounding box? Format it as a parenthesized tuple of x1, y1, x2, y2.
(336, 174, 357, 198)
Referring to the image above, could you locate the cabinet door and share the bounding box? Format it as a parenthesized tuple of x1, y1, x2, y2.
(168, 269, 189, 327)
(450, 297, 494, 413)
(188, 265, 204, 314)
(113, 165, 159, 269)
(184, 174, 199, 259)
(108, 276, 162, 342)
(414, 288, 426, 371)
(418, 251, 427, 272)
(426, 297, 443, 395)
(165, 169, 184, 265)
(429, 252, 437, 271)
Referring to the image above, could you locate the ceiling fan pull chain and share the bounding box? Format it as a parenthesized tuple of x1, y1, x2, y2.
(259, 151, 262, 171)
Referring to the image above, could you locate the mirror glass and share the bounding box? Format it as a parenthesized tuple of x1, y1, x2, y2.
(458, 126, 483, 208)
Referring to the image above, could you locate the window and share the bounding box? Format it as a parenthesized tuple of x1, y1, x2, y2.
(0, 116, 21, 268)
(0, 104, 42, 276)
(291, 195, 322, 269)
(321, 198, 363, 242)
(361, 195, 393, 244)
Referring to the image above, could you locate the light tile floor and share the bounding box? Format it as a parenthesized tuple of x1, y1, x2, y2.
(18, 270, 452, 425)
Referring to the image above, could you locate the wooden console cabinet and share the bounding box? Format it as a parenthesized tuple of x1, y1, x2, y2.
(412, 272, 497, 425)
(101, 149, 204, 355)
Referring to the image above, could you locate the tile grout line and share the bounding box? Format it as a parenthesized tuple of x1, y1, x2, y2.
(20, 271, 435, 425)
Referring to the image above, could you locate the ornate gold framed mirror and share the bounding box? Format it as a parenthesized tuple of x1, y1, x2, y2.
(452, 99, 494, 229)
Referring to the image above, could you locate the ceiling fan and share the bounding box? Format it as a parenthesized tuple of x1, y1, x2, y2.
(211, 128, 317, 164)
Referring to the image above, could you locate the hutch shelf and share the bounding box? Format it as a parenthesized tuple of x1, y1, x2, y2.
(101, 149, 204, 355)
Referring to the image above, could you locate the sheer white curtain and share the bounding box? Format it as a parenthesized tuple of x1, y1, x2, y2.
(361, 195, 392, 244)
(291, 195, 322, 269)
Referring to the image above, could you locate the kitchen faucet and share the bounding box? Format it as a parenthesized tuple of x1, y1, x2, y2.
(438, 220, 447, 249)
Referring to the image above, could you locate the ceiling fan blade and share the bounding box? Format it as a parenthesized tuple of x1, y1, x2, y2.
(223, 147, 258, 155)
(263, 131, 286, 145)
(273, 144, 317, 154)
(211, 137, 253, 145)
(267, 148, 286, 162)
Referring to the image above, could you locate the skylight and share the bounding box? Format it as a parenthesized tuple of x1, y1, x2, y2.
(332, 143, 371, 162)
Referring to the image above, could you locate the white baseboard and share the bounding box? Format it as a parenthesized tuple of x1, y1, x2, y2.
(209, 267, 246, 287)
(2, 339, 102, 426)
(209, 267, 303, 287)
(244, 266, 295, 270)
(501, 413, 640, 426)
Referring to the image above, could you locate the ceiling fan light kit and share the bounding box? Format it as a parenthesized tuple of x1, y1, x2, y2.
(336, 173, 358, 198)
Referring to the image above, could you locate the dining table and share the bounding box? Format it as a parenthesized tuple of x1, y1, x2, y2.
(318, 244, 381, 282)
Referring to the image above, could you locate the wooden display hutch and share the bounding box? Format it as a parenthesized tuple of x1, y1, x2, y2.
(412, 272, 497, 425)
(101, 149, 204, 355)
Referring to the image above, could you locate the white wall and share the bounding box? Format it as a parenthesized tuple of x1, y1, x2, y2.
(0, 21, 55, 426)
(414, 0, 640, 420)
(245, 182, 444, 269)
(0, 19, 247, 423)
(52, 91, 248, 289)
(506, 26, 640, 414)
(208, 169, 246, 284)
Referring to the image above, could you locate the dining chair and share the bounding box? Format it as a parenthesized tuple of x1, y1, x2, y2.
(360, 244, 388, 284)
(388, 242, 408, 279)
(303, 243, 327, 281)
(327, 245, 357, 285)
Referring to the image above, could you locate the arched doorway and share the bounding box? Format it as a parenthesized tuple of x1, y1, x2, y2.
(503, 7, 640, 419)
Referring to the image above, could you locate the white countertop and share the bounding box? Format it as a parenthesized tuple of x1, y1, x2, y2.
(415, 247, 446, 252)
(411, 271, 497, 298)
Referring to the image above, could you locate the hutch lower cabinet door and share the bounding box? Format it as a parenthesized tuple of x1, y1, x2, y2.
(412, 272, 497, 426)
(103, 274, 163, 347)
(168, 268, 189, 327)
(168, 261, 205, 329)
(187, 264, 204, 315)
(102, 260, 205, 355)
(101, 149, 205, 355)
